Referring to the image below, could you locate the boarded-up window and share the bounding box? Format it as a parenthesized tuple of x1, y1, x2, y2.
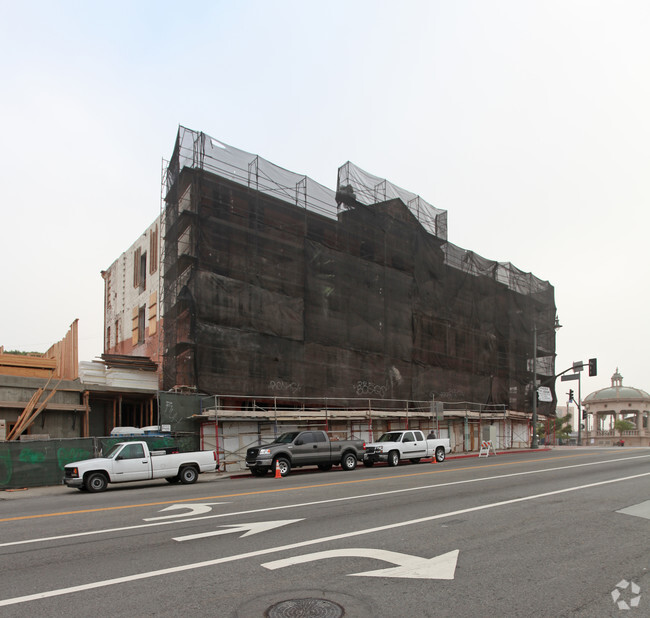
(138, 306, 146, 343)
(132, 306, 147, 345)
(140, 251, 147, 291)
(132, 306, 139, 345)
(134, 248, 147, 290)
(133, 247, 141, 288)
(148, 291, 157, 335)
(150, 225, 158, 274)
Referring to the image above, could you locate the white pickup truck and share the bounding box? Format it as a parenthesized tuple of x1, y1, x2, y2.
(363, 430, 451, 467)
(63, 441, 216, 492)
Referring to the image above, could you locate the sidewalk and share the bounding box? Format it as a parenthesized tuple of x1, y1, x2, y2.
(0, 469, 234, 500)
(446, 446, 552, 460)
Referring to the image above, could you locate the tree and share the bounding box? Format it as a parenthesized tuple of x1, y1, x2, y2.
(537, 413, 573, 445)
(614, 419, 635, 437)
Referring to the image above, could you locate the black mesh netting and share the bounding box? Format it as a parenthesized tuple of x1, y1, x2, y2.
(161, 128, 556, 413)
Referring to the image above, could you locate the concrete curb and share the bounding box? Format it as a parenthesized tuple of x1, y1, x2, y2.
(224, 447, 553, 479)
(0, 447, 556, 496)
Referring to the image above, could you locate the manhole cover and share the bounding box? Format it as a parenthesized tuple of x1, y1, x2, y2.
(266, 597, 344, 617)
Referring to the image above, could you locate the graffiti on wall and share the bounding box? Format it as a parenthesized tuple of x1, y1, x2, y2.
(269, 380, 302, 394)
(0, 447, 11, 487)
(0, 436, 197, 490)
(0, 440, 92, 489)
(352, 381, 388, 397)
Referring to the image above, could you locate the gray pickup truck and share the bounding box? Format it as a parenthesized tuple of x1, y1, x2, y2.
(245, 430, 366, 477)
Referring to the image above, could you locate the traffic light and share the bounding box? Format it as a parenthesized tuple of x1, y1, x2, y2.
(589, 358, 597, 377)
(568, 389, 574, 402)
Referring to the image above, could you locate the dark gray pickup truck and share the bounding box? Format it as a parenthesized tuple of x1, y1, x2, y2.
(245, 430, 366, 477)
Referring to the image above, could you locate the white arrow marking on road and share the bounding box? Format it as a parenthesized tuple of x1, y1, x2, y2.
(143, 503, 228, 521)
(174, 519, 304, 541)
(3, 471, 650, 607)
(262, 548, 459, 580)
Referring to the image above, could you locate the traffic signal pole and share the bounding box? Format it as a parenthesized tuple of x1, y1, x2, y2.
(577, 371, 582, 446)
(534, 357, 596, 449)
(557, 358, 597, 446)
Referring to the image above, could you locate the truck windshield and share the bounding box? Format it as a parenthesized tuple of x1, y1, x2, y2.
(275, 432, 301, 443)
(105, 443, 124, 458)
(377, 433, 403, 443)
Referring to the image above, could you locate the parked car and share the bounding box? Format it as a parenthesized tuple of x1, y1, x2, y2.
(64, 441, 216, 492)
(363, 430, 451, 466)
(245, 430, 365, 477)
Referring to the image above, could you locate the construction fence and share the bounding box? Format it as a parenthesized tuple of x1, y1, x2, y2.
(0, 434, 199, 490)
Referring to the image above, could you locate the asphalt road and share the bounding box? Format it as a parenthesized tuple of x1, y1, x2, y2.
(1, 447, 649, 617)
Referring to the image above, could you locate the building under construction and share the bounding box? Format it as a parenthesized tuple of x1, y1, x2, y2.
(159, 127, 557, 421)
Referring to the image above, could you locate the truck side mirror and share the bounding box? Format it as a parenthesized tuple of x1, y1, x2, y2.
(295, 439, 303, 445)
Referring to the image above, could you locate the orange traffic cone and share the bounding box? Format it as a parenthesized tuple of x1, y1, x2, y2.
(274, 461, 282, 478)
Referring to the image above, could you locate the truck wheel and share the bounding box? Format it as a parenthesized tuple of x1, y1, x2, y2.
(85, 472, 108, 493)
(435, 447, 446, 463)
(363, 460, 374, 468)
(250, 467, 268, 477)
(179, 466, 198, 484)
(275, 457, 291, 477)
(341, 452, 357, 471)
(318, 463, 333, 471)
(410, 458, 421, 464)
(166, 476, 180, 483)
(387, 450, 400, 467)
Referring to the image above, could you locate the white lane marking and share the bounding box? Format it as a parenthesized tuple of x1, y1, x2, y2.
(617, 500, 650, 520)
(262, 548, 460, 580)
(143, 502, 228, 521)
(1, 454, 648, 549)
(1, 471, 648, 607)
(173, 519, 304, 541)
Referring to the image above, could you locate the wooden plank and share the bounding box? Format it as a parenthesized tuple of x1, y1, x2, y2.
(10, 381, 62, 440)
(0, 354, 57, 369)
(0, 366, 55, 378)
(6, 389, 43, 440)
(0, 401, 87, 411)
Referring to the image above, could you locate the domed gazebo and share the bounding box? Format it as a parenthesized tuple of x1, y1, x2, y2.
(583, 369, 650, 446)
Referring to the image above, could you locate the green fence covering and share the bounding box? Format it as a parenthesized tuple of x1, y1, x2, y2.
(0, 435, 199, 489)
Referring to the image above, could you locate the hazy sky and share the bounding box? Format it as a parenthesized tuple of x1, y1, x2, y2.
(1, 1, 648, 399)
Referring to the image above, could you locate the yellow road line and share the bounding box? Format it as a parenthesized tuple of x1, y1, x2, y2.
(0, 452, 594, 523)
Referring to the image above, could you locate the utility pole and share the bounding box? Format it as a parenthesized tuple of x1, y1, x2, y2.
(532, 324, 538, 448)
